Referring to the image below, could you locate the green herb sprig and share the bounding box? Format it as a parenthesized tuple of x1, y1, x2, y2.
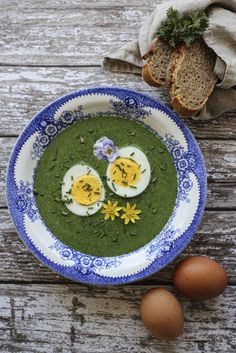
(156, 7, 209, 48)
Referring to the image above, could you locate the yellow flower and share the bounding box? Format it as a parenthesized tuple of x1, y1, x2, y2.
(101, 200, 122, 221)
(121, 202, 142, 225)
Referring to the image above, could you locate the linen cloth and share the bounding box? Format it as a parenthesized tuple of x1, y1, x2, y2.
(103, 0, 236, 120)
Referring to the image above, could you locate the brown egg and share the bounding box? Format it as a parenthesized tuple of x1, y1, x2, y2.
(173, 256, 228, 300)
(140, 288, 184, 340)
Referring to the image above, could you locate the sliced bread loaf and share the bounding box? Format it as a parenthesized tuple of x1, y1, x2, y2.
(167, 40, 217, 117)
(142, 38, 172, 87)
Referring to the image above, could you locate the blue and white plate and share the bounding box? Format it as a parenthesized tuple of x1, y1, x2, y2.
(6, 87, 207, 285)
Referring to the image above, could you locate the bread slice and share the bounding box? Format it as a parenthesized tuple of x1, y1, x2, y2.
(142, 38, 172, 87)
(167, 40, 217, 117)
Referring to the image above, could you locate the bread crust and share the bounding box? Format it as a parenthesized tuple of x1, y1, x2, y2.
(142, 38, 171, 87)
(141, 41, 158, 61)
(167, 40, 217, 118)
(142, 63, 165, 87)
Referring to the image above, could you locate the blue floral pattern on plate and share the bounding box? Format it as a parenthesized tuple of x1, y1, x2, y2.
(49, 240, 121, 275)
(15, 181, 38, 221)
(6, 87, 207, 285)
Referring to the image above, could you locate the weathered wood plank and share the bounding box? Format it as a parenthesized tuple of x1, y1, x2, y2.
(1, 0, 162, 9)
(0, 284, 235, 353)
(1, 1, 235, 351)
(0, 66, 235, 138)
(0, 209, 235, 284)
(1, 137, 236, 207)
(206, 183, 236, 209)
(0, 0, 160, 66)
(200, 140, 236, 183)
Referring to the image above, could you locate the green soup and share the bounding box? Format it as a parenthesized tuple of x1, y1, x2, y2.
(35, 116, 177, 257)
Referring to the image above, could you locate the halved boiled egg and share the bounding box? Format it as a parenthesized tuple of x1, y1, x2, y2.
(106, 146, 151, 198)
(61, 164, 105, 216)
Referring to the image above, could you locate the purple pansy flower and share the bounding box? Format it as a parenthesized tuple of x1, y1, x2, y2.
(93, 137, 119, 162)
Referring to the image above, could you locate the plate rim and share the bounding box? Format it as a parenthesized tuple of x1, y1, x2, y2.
(6, 86, 207, 285)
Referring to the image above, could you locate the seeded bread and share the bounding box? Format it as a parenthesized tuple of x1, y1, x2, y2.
(142, 38, 172, 87)
(167, 40, 217, 117)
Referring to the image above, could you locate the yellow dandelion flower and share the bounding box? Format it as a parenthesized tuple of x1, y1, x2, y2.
(121, 202, 142, 225)
(101, 200, 122, 221)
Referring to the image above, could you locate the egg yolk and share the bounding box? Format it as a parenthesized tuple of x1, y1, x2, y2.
(71, 175, 102, 206)
(110, 158, 141, 187)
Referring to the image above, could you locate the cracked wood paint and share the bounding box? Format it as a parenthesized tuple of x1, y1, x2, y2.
(0, 285, 235, 353)
(0, 0, 235, 352)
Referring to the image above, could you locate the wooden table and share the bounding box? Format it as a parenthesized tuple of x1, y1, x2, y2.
(0, 1, 235, 352)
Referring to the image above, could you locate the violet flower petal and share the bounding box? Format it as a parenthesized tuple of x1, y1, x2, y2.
(93, 136, 119, 162)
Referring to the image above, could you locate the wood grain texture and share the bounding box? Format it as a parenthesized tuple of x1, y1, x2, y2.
(0, 66, 235, 138)
(1, 0, 236, 351)
(1, 137, 236, 207)
(0, 284, 235, 353)
(0, 0, 159, 66)
(1, 208, 235, 284)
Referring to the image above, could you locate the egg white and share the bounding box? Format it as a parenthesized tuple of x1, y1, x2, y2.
(61, 164, 105, 216)
(106, 146, 151, 198)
